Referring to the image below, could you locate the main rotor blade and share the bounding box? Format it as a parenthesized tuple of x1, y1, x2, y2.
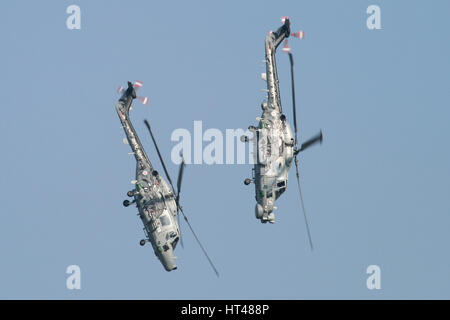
(178, 206, 220, 277)
(176, 157, 185, 204)
(175, 156, 185, 249)
(298, 130, 323, 153)
(288, 52, 298, 147)
(176, 157, 185, 249)
(294, 156, 314, 251)
(177, 213, 184, 249)
(143, 120, 176, 193)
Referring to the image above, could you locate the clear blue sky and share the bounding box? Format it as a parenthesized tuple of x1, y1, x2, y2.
(1, 0, 449, 299)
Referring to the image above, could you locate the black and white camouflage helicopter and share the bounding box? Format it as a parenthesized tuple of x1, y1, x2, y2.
(242, 17, 323, 250)
(115, 81, 218, 275)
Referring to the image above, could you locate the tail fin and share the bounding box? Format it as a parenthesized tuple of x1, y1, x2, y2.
(119, 81, 137, 103)
(269, 19, 291, 50)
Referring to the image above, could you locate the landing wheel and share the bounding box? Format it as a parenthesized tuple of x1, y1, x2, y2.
(244, 178, 252, 185)
(240, 135, 249, 143)
(127, 191, 134, 197)
(123, 200, 130, 207)
(139, 239, 146, 246)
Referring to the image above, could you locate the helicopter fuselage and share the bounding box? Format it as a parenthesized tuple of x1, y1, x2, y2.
(250, 20, 294, 223)
(116, 89, 180, 271)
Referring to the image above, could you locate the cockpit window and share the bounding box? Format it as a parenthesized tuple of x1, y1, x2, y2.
(275, 187, 286, 198)
(171, 237, 179, 249)
(160, 214, 170, 226)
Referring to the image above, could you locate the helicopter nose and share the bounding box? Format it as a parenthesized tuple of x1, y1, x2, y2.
(162, 260, 177, 271)
(159, 249, 177, 271)
(163, 261, 177, 272)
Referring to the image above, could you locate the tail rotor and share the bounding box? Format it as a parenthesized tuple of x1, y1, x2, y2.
(117, 81, 149, 105)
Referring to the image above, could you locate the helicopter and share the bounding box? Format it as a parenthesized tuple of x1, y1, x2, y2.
(115, 81, 219, 275)
(241, 18, 323, 249)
